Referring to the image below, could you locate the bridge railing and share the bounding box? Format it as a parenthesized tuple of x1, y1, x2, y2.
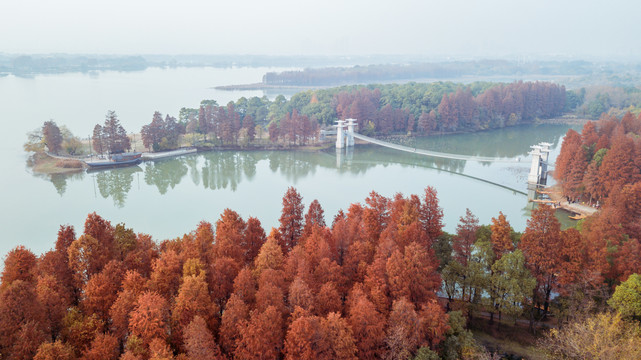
(351, 133, 522, 163)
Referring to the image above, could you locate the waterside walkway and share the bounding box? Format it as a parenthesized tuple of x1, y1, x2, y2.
(545, 186, 598, 217)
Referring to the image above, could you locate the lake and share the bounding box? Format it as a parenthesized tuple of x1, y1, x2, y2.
(0, 67, 576, 257)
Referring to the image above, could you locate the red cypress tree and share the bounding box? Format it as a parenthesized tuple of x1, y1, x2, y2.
(363, 191, 389, 241)
(109, 289, 137, 342)
(149, 337, 174, 360)
(34, 340, 75, 360)
(520, 205, 562, 314)
(278, 187, 304, 252)
(0, 280, 46, 352)
(9, 320, 47, 360)
(284, 313, 326, 360)
(42, 120, 63, 154)
(232, 267, 257, 305)
(555, 129, 582, 190)
(490, 212, 514, 259)
(36, 274, 70, 339)
(243, 217, 266, 264)
(67, 234, 110, 287)
(420, 186, 443, 244)
(347, 286, 386, 359)
(302, 199, 326, 239)
(418, 300, 449, 349)
(219, 294, 249, 356)
(148, 250, 182, 299)
(83, 212, 115, 257)
(129, 292, 170, 346)
(235, 306, 284, 360)
(1, 245, 37, 288)
(320, 312, 358, 360)
(81, 260, 123, 322)
(288, 277, 314, 312)
(182, 221, 214, 265)
(315, 281, 343, 317)
(212, 209, 245, 263)
(81, 333, 119, 360)
(452, 209, 479, 266)
(172, 275, 219, 349)
(599, 135, 639, 199)
(208, 256, 241, 308)
(385, 298, 422, 359)
(183, 316, 224, 360)
(386, 242, 441, 305)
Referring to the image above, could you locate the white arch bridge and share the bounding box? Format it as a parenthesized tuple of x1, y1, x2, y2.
(328, 119, 551, 187)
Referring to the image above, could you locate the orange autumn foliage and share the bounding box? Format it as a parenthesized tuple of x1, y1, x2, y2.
(183, 316, 224, 360)
(129, 292, 169, 346)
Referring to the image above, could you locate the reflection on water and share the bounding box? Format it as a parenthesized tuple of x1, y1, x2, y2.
(33, 124, 576, 209)
(402, 123, 570, 159)
(145, 159, 188, 194)
(34, 171, 86, 196)
(93, 166, 142, 208)
(38, 149, 503, 206)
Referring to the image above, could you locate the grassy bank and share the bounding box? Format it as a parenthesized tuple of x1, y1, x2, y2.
(469, 316, 547, 360)
(28, 152, 84, 175)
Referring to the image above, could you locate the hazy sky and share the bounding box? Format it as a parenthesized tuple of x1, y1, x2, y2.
(2, 0, 640, 60)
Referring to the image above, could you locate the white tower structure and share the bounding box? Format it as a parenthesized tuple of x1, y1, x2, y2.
(334, 120, 346, 149)
(538, 142, 552, 184)
(528, 145, 543, 184)
(346, 118, 357, 147)
(528, 142, 553, 185)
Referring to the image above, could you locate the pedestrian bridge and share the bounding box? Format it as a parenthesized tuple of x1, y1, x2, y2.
(351, 132, 522, 164)
(329, 119, 551, 190)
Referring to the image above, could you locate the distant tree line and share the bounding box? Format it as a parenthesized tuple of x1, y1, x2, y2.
(261, 60, 595, 87)
(4, 55, 147, 75)
(571, 85, 641, 119)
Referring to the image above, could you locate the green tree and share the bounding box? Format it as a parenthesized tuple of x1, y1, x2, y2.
(24, 128, 44, 152)
(486, 250, 536, 326)
(439, 311, 478, 360)
(608, 273, 641, 320)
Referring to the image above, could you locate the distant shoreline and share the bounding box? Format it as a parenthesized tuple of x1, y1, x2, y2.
(213, 83, 326, 91)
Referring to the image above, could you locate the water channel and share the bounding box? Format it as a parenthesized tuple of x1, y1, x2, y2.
(0, 67, 578, 257)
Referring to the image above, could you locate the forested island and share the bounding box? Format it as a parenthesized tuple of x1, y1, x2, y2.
(26, 80, 569, 166)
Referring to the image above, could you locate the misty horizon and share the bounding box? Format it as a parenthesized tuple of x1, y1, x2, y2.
(2, 0, 641, 62)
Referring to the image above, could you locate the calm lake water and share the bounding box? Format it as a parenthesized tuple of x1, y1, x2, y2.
(0, 67, 576, 257)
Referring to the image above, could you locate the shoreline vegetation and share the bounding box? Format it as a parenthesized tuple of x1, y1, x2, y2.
(4, 55, 641, 89)
(28, 114, 588, 176)
(26, 79, 573, 175)
(28, 137, 336, 175)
